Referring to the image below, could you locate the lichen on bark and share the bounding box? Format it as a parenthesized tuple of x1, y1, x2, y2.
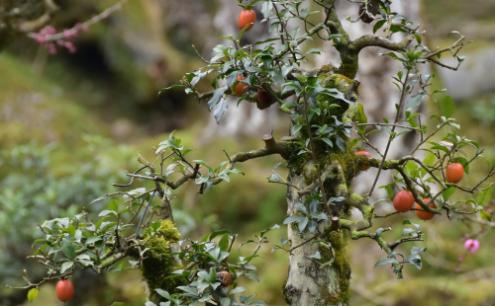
(284, 157, 356, 305)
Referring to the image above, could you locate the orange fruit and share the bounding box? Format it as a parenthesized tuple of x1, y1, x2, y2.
(415, 198, 436, 220)
(256, 89, 274, 109)
(446, 162, 464, 183)
(237, 9, 256, 30)
(393, 190, 414, 212)
(234, 74, 248, 96)
(354, 150, 371, 158)
(55, 279, 75, 302)
(217, 270, 234, 286)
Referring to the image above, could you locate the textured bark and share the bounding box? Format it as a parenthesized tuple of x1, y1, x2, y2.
(284, 175, 351, 306)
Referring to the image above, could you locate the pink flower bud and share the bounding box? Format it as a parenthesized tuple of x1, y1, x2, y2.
(33, 34, 45, 43)
(63, 29, 76, 38)
(40, 26, 56, 35)
(464, 239, 480, 253)
(63, 41, 77, 53)
(73, 23, 85, 33)
(46, 43, 58, 55)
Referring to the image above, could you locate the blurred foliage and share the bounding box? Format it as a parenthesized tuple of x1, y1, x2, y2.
(471, 95, 495, 127)
(0, 137, 136, 303)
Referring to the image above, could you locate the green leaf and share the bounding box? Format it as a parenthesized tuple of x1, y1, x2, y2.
(208, 86, 228, 122)
(60, 261, 74, 274)
(442, 186, 456, 201)
(476, 186, 494, 206)
(390, 23, 403, 33)
(98, 210, 118, 217)
(375, 256, 399, 267)
(62, 241, 76, 259)
(373, 20, 387, 33)
(268, 173, 283, 183)
(423, 152, 436, 166)
(27, 288, 39, 302)
(219, 234, 230, 251)
(155, 289, 170, 299)
(404, 160, 419, 177)
(109, 302, 127, 306)
(206, 230, 230, 242)
(438, 95, 455, 117)
(353, 103, 368, 124)
(408, 247, 425, 270)
(406, 95, 423, 112)
(76, 254, 93, 267)
(408, 256, 422, 270)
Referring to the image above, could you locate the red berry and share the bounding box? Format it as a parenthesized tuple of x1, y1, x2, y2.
(55, 279, 75, 302)
(354, 150, 371, 158)
(255, 89, 275, 109)
(415, 198, 436, 220)
(446, 162, 464, 183)
(217, 270, 234, 286)
(393, 190, 414, 212)
(234, 74, 249, 96)
(238, 9, 256, 30)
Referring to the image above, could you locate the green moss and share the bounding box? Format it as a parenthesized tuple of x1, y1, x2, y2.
(141, 220, 185, 301)
(328, 152, 362, 183)
(337, 51, 359, 79)
(326, 230, 351, 304)
(154, 219, 181, 242)
(316, 229, 352, 304)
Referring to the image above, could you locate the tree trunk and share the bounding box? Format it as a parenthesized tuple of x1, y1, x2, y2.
(284, 175, 351, 306)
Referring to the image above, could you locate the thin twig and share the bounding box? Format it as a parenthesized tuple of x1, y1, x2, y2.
(368, 69, 411, 196)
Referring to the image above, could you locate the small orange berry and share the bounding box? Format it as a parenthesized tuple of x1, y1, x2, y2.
(446, 162, 464, 184)
(238, 9, 256, 30)
(415, 198, 436, 220)
(217, 270, 234, 286)
(234, 74, 249, 96)
(55, 279, 75, 302)
(393, 190, 414, 212)
(354, 150, 371, 158)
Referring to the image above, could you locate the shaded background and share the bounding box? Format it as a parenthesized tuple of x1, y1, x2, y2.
(1, 0, 495, 305)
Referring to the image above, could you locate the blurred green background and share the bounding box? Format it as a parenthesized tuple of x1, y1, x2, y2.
(1, 1, 495, 305)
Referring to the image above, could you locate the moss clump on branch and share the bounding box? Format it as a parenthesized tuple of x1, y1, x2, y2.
(141, 220, 184, 301)
(327, 151, 363, 183)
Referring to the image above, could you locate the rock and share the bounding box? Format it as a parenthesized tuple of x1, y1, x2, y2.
(438, 47, 495, 100)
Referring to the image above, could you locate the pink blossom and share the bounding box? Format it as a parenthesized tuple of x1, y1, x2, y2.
(464, 239, 480, 253)
(32, 25, 56, 43)
(63, 28, 78, 39)
(61, 41, 77, 53)
(31, 25, 79, 55)
(46, 43, 58, 55)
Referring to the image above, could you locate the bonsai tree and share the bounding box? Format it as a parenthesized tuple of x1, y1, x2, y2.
(14, 1, 494, 305)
